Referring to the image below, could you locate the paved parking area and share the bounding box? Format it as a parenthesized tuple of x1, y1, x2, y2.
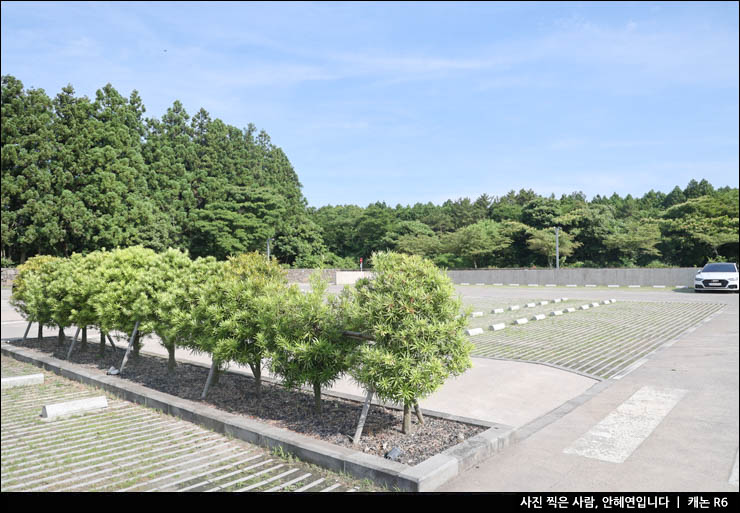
(439, 288, 739, 492)
(1, 356, 376, 492)
(463, 298, 725, 379)
(3, 284, 737, 492)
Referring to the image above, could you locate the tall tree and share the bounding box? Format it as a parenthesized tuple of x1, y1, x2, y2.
(1, 76, 59, 261)
(604, 219, 662, 266)
(444, 220, 512, 268)
(526, 227, 580, 268)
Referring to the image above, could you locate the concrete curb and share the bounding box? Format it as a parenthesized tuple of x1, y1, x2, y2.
(1, 373, 44, 388)
(1, 340, 514, 492)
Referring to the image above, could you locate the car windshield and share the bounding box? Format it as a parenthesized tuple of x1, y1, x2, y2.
(702, 263, 737, 273)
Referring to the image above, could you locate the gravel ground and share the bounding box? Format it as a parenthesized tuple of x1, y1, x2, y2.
(5, 335, 484, 466)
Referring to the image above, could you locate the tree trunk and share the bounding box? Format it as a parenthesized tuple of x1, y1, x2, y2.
(249, 362, 261, 401)
(132, 330, 141, 358)
(212, 364, 221, 385)
(22, 321, 32, 342)
(402, 402, 411, 434)
(57, 326, 65, 346)
(80, 326, 87, 352)
(38, 325, 43, 343)
(99, 330, 106, 357)
(106, 333, 118, 352)
(414, 401, 424, 425)
(313, 382, 322, 414)
(167, 343, 177, 374)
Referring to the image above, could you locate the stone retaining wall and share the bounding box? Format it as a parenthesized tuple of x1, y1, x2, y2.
(284, 268, 343, 283)
(1, 266, 702, 288)
(446, 267, 700, 287)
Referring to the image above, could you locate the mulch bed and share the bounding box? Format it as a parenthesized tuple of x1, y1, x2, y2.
(6, 335, 485, 466)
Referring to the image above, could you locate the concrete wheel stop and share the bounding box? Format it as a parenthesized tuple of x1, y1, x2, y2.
(1, 339, 514, 492)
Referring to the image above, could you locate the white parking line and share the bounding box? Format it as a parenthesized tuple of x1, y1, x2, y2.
(564, 386, 687, 463)
(295, 478, 325, 492)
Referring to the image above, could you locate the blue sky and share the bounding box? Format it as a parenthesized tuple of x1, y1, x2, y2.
(2, 1, 738, 208)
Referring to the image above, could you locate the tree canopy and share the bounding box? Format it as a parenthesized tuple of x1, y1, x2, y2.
(2, 75, 322, 266)
(2, 74, 737, 269)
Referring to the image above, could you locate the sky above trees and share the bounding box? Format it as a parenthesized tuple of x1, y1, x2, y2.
(1, 1, 737, 208)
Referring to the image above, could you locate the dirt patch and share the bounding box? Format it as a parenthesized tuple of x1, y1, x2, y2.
(5, 336, 485, 466)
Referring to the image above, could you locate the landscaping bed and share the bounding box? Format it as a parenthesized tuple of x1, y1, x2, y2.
(5, 335, 485, 466)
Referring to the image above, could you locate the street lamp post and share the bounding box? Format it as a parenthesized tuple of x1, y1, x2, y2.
(555, 226, 560, 270)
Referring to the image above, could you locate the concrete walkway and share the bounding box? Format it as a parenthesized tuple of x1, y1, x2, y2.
(2, 286, 738, 491)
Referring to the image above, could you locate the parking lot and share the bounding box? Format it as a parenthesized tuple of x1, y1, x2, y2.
(462, 296, 724, 379)
(1, 355, 375, 492)
(2, 284, 738, 492)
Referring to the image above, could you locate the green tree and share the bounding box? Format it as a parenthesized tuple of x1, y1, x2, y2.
(177, 252, 286, 399)
(684, 179, 715, 199)
(604, 219, 662, 266)
(349, 252, 473, 433)
(312, 205, 365, 258)
(526, 228, 580, 268)
(395, 233, 442, 260)
(354, 202, 395, 258)
(94, 246, 161, 357)
(520, 197, 562, 229)
(145, 249, 218, 372)
(64, 250, 111, 354)
(443, 219, 512, 268)
(9, 255, 60, 341)
(263, 273, 355, 414)
(659, 192, 739, 265)
(189, 186, 286, 260)
(1, 76, 60, 262)
(555, 204, 618, 266)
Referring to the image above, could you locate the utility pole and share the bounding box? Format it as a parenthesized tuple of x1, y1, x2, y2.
(267, 237, 274, 261)
(555, 226, 560, 269)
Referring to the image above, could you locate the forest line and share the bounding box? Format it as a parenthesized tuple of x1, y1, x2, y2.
(2, 75, 738, 269)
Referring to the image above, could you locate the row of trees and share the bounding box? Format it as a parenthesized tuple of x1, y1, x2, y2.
(311, 182, 739, 268)
(10, 247, 473, 434)
(3, 75, 737, 269)
(2, 75, 323, 266)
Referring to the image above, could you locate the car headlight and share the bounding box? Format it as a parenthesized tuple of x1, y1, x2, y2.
(729, 276, 738, 281)
(694, 276, 702, 281)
